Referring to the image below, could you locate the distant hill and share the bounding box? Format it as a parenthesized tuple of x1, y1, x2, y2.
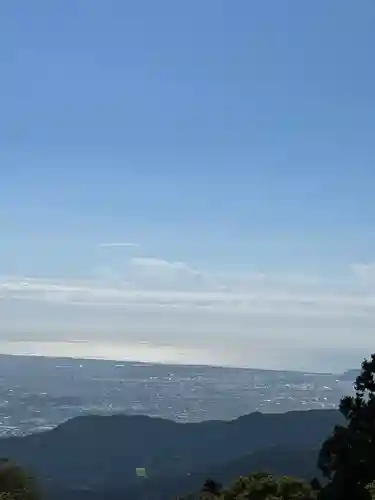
(0, 409, 342, 499)
(337, 369, 360, 381)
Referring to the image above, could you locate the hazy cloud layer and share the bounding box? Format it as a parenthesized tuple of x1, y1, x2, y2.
(1, 257, 374, 370)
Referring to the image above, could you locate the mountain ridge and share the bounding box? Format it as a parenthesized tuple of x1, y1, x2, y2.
(0, 409, 342, 498)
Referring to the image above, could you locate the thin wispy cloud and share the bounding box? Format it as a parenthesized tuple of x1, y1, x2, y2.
(98, 242, 139, 248)
(130, 257, 201, 275)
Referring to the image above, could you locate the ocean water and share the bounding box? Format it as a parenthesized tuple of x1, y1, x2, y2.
(0, 350, 354, 437)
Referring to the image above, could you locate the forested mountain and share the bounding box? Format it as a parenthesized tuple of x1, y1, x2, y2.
(0, 410, 340, 499)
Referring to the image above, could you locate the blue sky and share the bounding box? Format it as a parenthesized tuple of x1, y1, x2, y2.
(0, 1, 374, 371)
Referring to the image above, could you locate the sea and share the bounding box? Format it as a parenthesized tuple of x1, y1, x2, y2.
(0, 352, 354, 438)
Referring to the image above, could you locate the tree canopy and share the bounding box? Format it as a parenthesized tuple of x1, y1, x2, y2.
(0, 460, 38, 500)
(181, 473, 317, 499)
(318, 354, 375, 499)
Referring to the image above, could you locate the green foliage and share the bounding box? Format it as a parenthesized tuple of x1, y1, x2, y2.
(367, 481, 375, 498)
(318, 354, 375, 499)
(202, 478, 222, 497)
(224, 472, 317, 499)
(0, 460, 39, 500)
(181, 473, 317, 499)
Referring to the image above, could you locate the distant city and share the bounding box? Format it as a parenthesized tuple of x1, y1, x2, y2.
(0, 354, 355, 437)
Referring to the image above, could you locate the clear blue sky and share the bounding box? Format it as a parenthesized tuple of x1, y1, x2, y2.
(0, 1, 374, 370)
